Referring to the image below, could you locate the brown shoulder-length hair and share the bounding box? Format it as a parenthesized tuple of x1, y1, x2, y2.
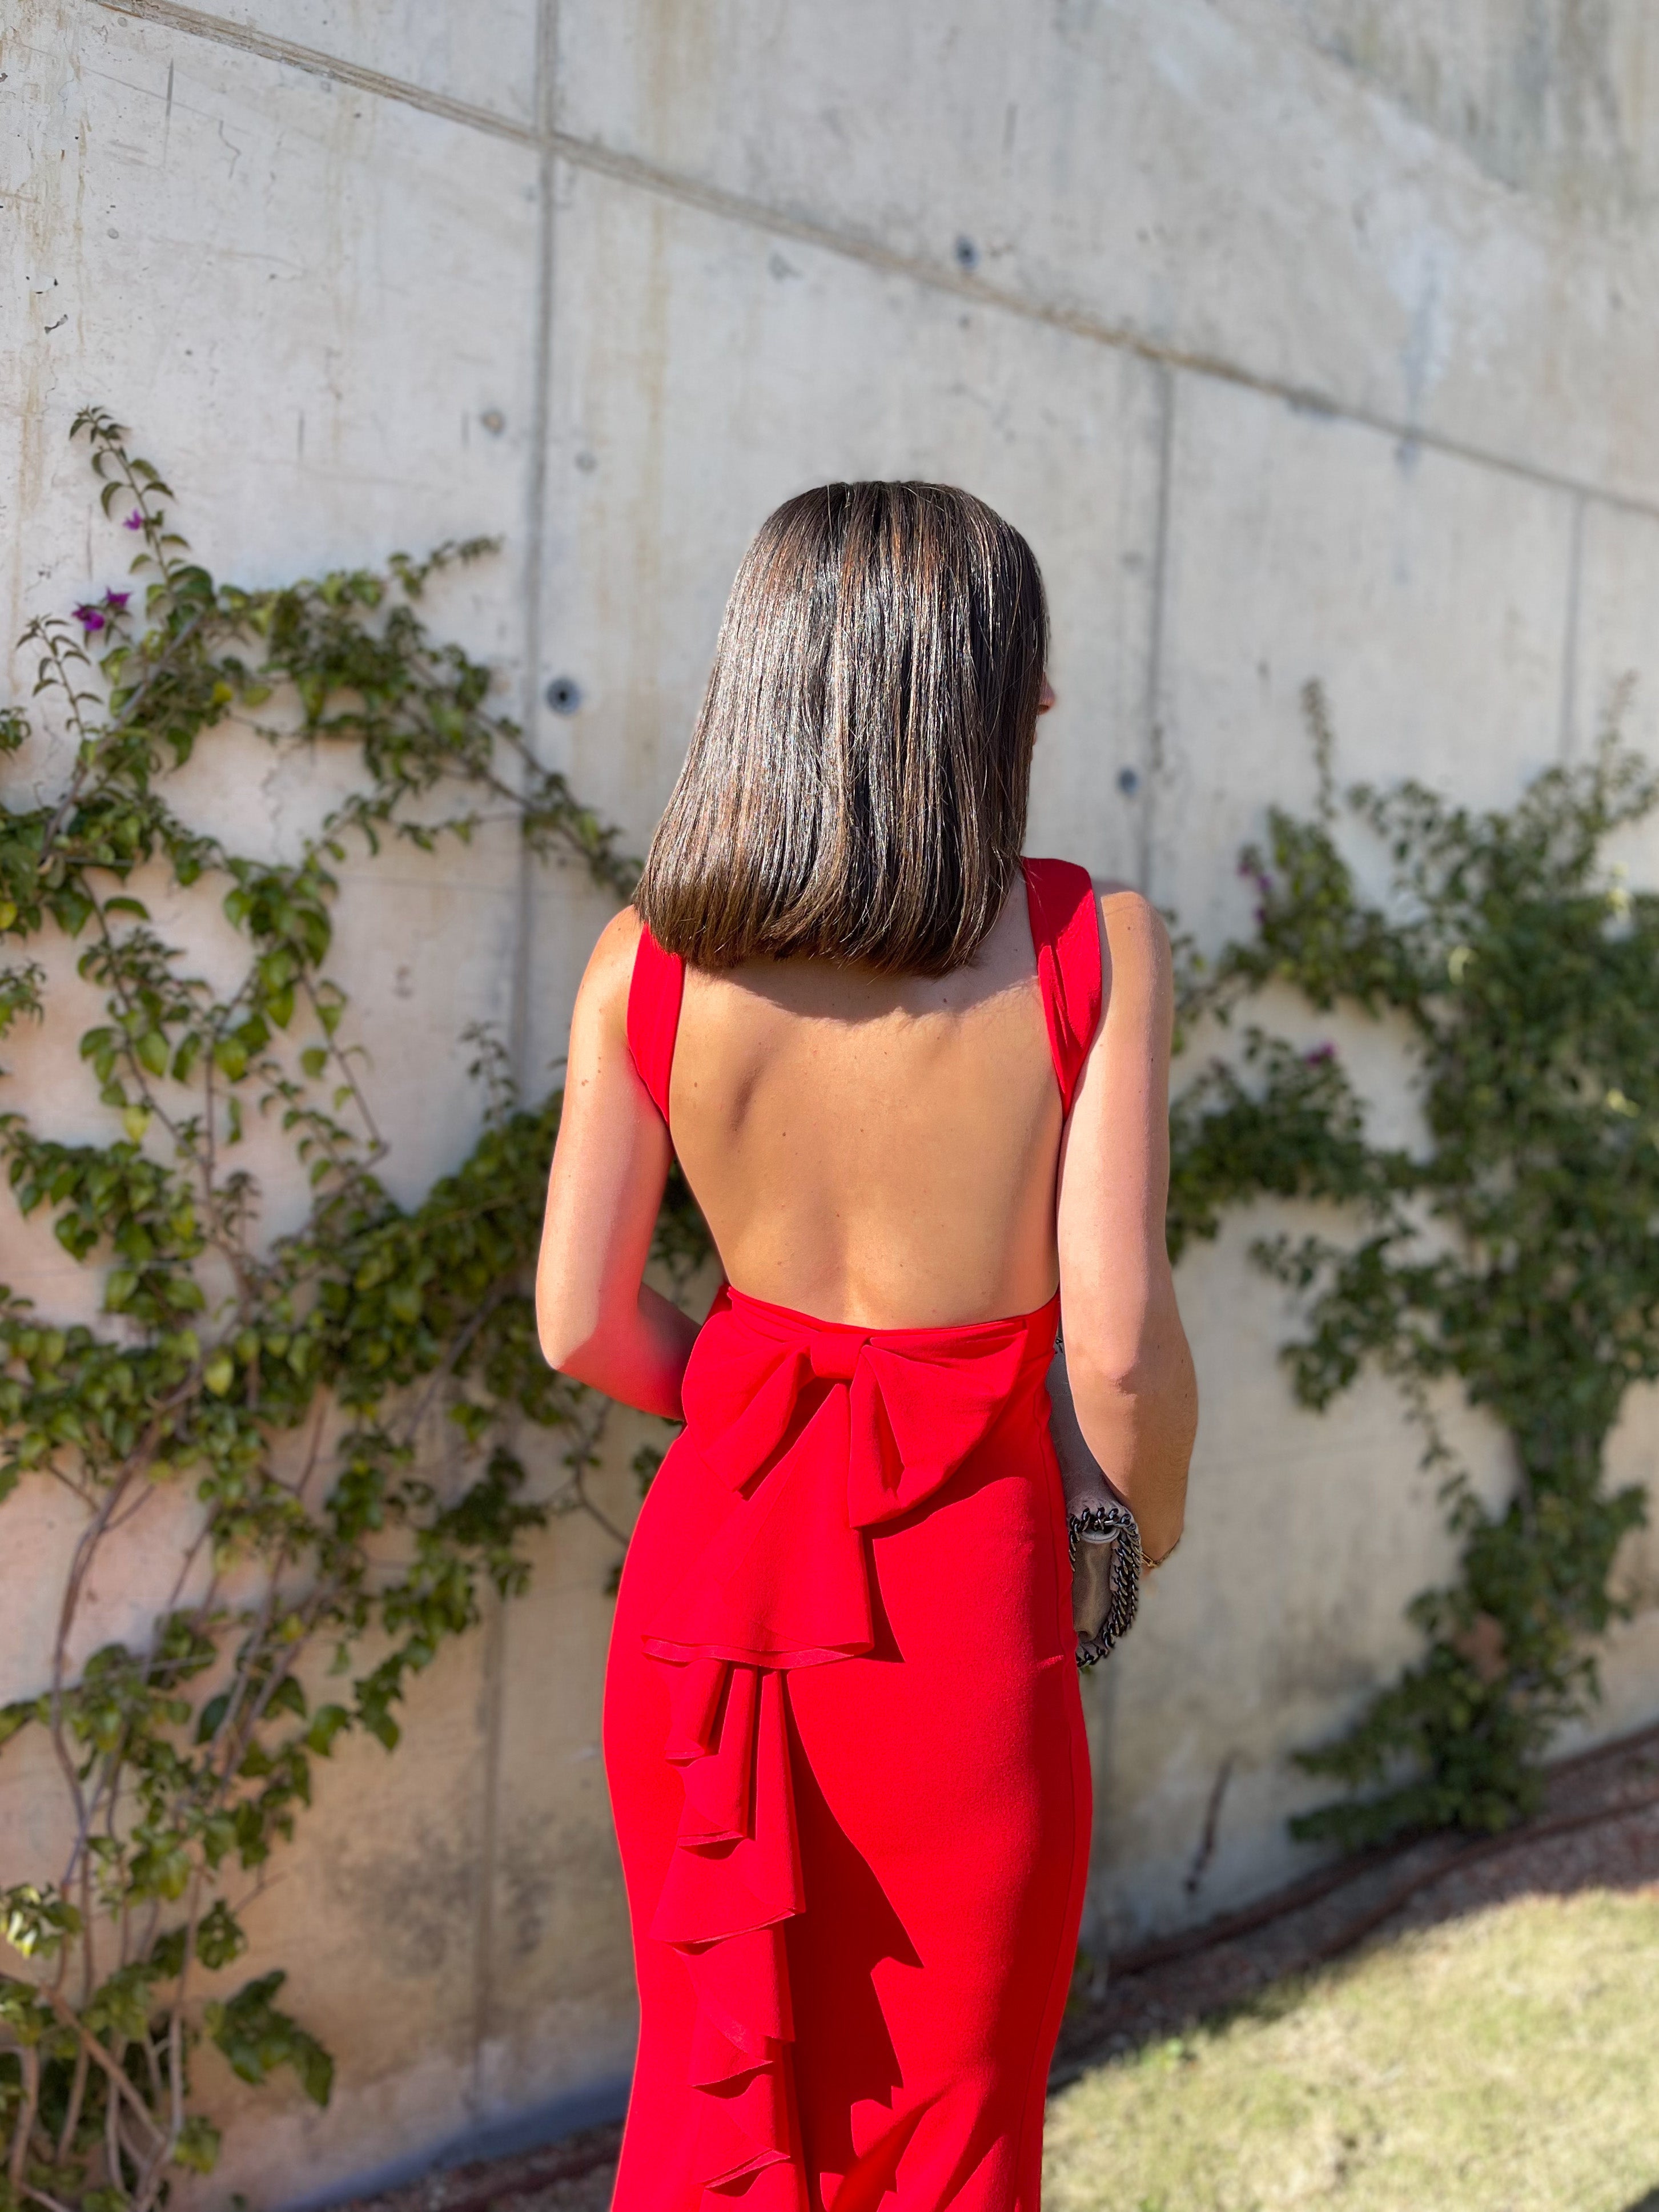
(634, 481, 1048, 976)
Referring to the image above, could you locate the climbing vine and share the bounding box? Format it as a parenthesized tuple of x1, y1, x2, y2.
(1168, 685, 1657, 1849)
(0, 413, 704, 2209)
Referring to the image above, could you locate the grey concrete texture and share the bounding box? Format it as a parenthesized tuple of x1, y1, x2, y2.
(4, 0, 1659, 2200)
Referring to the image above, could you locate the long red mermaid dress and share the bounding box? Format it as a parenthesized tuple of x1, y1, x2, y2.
(603, 858, 1102, 2212)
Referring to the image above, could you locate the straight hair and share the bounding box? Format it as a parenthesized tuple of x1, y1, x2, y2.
(634, 480, 1049, 976)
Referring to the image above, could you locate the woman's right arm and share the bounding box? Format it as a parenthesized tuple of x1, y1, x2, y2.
(1055, 889, 1197, 1565)
(535, 908, 701, 1420)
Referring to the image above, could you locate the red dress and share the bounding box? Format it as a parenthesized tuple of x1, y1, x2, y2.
(604, 858, 1101, 2212)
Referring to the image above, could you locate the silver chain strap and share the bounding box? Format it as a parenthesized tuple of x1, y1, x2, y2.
(1067, 1500, 1143, 1667)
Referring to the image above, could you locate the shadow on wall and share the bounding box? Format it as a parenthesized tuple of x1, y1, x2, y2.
(282, 2080, 629, 2212)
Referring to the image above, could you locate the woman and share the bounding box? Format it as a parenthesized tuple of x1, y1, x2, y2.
(536, 482, 1196, 2211)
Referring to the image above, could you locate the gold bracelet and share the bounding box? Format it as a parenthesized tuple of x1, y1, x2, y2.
(1143, 1533, 1182, 1571)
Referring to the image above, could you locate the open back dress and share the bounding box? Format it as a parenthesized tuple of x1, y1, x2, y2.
(603, 856, 1102, 2212)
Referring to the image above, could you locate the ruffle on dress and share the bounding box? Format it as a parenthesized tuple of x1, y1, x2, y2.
(640, 1285, 1057, 2209)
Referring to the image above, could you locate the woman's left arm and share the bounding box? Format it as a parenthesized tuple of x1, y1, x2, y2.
(536, 908, 701, 1419)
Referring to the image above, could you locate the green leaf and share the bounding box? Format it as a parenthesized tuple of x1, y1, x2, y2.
(173, 2113, 223, 2173)
(195, 1897, 248, 1971)
(266, 1674, 307, 1720)
(306, 1703, 351, 1756)
(196, 1692, 231, 1744)
(129, 1839, 192, 1901)
(0, 1700, 38, 1748)
(206, 1970, 334, 2105)
(2, 1882, 82, 1958)
(148, 1925, 188, 1978)
(360, 1704, 400, 1751)
(85, 1957, 164, 2036)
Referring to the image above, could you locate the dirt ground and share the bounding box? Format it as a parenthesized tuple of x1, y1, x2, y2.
(339, 1720, 1659, 2212)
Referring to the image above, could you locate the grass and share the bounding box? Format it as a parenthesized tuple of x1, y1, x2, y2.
(1043, 1888, 1659, 2212)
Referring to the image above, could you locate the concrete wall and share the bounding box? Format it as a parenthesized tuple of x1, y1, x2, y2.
(5, 0, 1659, 2199)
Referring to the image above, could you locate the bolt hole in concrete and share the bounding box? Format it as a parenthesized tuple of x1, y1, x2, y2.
(953, 233, 979, 270)
(1117, 766, 1139, 795)
(545, 676, 583, 715)
(480, 408, 507, 436)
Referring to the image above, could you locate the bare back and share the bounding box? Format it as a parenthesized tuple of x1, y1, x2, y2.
(537, 858, 1191, 1569)
(669, 876, 1063, 1329)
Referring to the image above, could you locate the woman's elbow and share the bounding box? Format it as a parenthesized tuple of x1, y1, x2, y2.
(535, 1279, 601, 1380)
(536, 1320, 580, 1377)
(1071, 1333, 1195, 1422)
(537, 1323, 580, 1377)
(1070, 1333, 1199, 1531)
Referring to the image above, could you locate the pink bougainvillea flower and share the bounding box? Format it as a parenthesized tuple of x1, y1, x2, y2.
(123, 509, 144, 529)
(72, 604, 106, 633)
(1236, 856, 1273, 896)
(1304, 1043, 1337, 1065)
(103, 591, 130, 612)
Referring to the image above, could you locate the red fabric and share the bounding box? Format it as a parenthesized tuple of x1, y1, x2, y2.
(606, 864, 1099, 2209)
(629, 919, 686, 1125)
(1018, 859, 1102, 1119)
(605, 1291, 1090, 2211)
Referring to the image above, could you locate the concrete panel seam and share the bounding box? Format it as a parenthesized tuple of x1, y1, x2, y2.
(480, 0, 562, 2111)
(1558, 492, 1586, 761)
(469, 1593, 508, 2114)
(89, 0, 1659, 530)
(508, 3, 562, 1094)
(1140, 364, 1177, 899)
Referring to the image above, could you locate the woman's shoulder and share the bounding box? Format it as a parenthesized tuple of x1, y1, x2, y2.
(1025, 859, 1169, 977)
(593, 901, 646, 966)
(572, 904, 646, 1035)
(1091, 882, 1171, 1028)
(1093, 878, 1168, 942)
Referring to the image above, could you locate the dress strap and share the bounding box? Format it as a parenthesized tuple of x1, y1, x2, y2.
(1022, 856, 1103, 1117)
(626, 916, 685, 1128)
(628, 871, 1100, 1127)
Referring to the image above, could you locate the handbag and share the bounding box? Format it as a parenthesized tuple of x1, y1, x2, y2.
(1067, 1499, 1143, 1667)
